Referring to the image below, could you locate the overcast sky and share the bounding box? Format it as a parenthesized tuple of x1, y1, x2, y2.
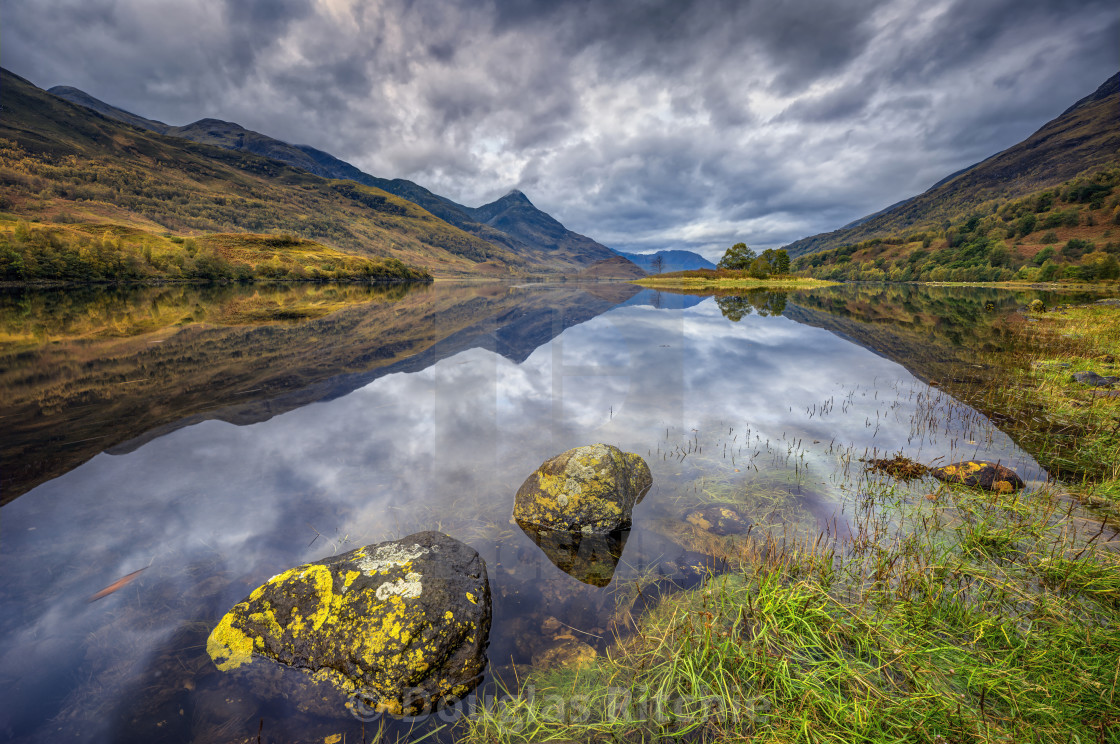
(3, 0, 1117, 258)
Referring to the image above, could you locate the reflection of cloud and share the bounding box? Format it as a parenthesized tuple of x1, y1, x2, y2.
(0, 291, 1047, 737)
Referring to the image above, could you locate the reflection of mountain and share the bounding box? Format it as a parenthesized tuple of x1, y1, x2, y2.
(0, 282, 638, 503)
(778, 284, 1101, 385)
(778, 283, 1113, 480)
(781, 284, 1026, 385)
(620, 288, 708, 310)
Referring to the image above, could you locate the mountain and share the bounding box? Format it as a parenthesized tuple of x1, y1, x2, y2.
(46, 85, 172, 134)
(48, 85, 630, 273)
(2, 68, 527, 279)
(611, 248, 716, 272)
(784, 72, 1120, 259)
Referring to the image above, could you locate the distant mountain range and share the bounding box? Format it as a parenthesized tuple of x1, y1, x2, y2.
(610, 249, 716, 272)
(784, 72, 1120, 258)
(48, 83, 695, 276)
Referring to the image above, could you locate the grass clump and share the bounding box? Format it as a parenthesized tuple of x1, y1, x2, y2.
(460, 481, 1120, 743)
(864, 453, 931, 481)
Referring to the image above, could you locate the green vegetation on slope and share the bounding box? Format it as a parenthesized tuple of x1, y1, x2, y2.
(794, 168, 1120, 282)
(785, 72, 1120, 259)
(0, 68, 522, 279)
(0, 217, 429, 283)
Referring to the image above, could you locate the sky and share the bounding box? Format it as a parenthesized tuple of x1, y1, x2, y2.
(3, 0, 1117, 259)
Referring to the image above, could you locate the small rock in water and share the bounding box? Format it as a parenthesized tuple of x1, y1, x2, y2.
(514, 444, 652, 533)
(206, 531, 491, 717)
(929, 461, 1025, 493)
(532, 637, 598, 670)
(683, 505, 751, 536)
(1071, 370, 1119, 387)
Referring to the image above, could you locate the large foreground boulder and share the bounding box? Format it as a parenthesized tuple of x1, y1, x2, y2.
(206, 531, 490, 716)
(930, 461, 1025, 493)
(514, 444, 652, 533)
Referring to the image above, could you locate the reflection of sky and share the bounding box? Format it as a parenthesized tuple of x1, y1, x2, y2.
(0, 293, 1045, 741)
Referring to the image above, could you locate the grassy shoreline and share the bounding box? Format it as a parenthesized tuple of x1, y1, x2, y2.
(993, 301, 1120, 504)
(457, 300, 1120, 743)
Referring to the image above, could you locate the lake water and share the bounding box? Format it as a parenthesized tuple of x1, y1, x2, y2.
(0, 282, 1092, 742)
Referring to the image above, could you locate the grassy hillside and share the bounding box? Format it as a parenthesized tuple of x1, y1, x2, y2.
(794, 168, 1120, 282)
(49, 84, 624, 272)
(0, 68, 523, 279)
(785, 72, 1120, 259)
(0, 215, 429, 283)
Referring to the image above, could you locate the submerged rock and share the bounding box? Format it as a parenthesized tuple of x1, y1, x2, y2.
(532, 637, 598, 670)
(206, 531, 491, 716)
(516, 519, 628, 586)
(1071, 370, 1119, 387)
(930, 461, 1025, 493)
(514, 444, 652, 533)
(683, 505, 751, 536)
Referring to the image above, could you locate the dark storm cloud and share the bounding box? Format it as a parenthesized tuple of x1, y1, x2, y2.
(2, 0, 1117, 259)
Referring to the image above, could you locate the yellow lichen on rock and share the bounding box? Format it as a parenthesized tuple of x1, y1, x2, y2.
(207, 612, 254, 671)
(930, 460, 1025, 492)
(514, 443, 652, 533)
(206, 531, 491, 717)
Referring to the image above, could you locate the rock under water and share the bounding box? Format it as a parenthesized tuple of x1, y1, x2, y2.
(206, 531, 491, 717)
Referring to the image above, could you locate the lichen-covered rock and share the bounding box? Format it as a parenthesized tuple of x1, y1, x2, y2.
(206, 531, 491, 716)
(516, 519, 628, 586)
(930, 461, 1025, 493)
(514, 444, 652, 533)
(683, 505, 751, 536)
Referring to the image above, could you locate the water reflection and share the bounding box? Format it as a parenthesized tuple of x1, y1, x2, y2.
(0, 281, 640, 502)
(515, 521, 629, 587)
(0, 282, 1060, 742)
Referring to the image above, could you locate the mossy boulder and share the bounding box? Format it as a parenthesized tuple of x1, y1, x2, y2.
(514, 444, 652, 534)
(206, 531, 491, 717)
(930, 461, 1025, 493)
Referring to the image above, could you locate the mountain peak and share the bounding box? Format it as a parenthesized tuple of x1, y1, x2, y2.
(501, 188, 532, 205)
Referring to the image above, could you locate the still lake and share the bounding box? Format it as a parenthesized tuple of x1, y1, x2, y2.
(0, 281, 1090, 742)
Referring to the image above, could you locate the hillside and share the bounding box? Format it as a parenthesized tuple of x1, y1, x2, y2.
(784, 72, 1120, 259)
(794, 167, 1120, 282)
(0, 68, 525, 279)
(48, 85, 628, 273)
